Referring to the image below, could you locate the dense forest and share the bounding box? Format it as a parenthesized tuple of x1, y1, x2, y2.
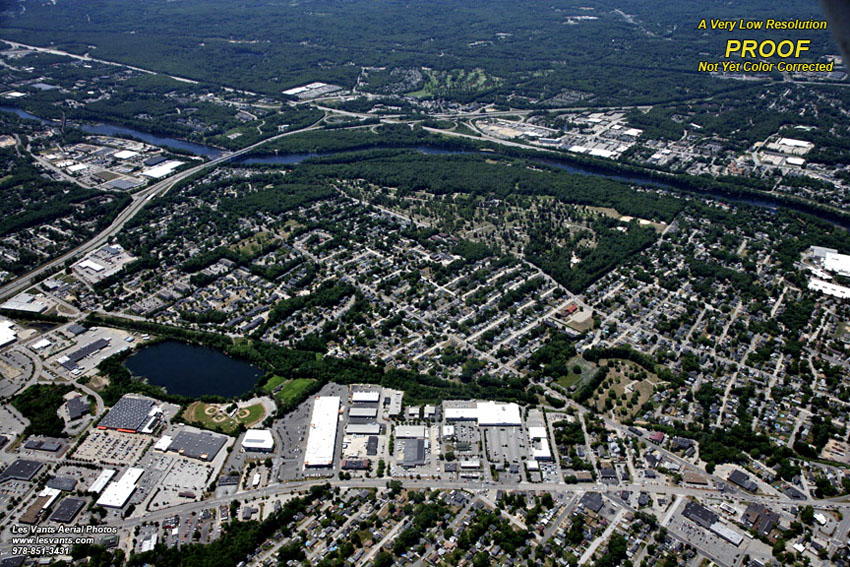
(0, 0, 830, 105)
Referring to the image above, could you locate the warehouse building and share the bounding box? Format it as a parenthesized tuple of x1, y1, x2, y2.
(351, 390, 380, 404)
(345, 423, 382, 435)
(304, 396, 340, 468)
(395, 425, 427, 439)
(58, 338, 111, 371)
(97, 395, 160, 433)
(0, 320, 16, 348)
(349, 407, 378, 419)
(402, 439, 426, 468)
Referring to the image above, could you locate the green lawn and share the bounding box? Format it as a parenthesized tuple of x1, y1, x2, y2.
(273, 378, 316, 405)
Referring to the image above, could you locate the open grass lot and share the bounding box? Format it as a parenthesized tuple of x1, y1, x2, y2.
(183, 401, 267, 434)
(593, 359, 664, 419)
(268, 377, 316, 405)
(556, 356, 596, 392)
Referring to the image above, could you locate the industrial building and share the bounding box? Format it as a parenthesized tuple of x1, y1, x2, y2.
(96, 467, 144, 508)
(242, 429, 275, 452)
(824, 251, 850, 277)
(395, 425, 427, 439)
(351, 390, 380, 404)
(97, 395, 159, 433)
(345, 423, 382, 436)
(58, 338, 111, 371)
(304, 397, 340, 467)
(402, 439, 426, 468)
(0, 292, 48, 313)
(349, 407, 378, 419)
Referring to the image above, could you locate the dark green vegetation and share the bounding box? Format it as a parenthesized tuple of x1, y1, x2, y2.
(247, 123, 479, 156)
(11, 383, 73, 437)
(0, 1, 829, 105)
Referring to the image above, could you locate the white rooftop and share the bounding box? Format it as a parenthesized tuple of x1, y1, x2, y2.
(242, 429, 274, 451)
(141, 160, 183, 179)
(395, 425, 427, 438)
(351, 390, 380, 403)
(0, 320, 16, 348)
(304, 397, 340, 467)
(96, 467, 144, 508)
(443, 401, 523, 426)
(88, 469, 116, 494)
(824, 252, 850, 277)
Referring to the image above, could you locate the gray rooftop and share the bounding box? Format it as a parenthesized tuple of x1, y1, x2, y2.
(98, 395, 156, 432)
(169, 430, 227, 462)
(50, 497, 86, 524)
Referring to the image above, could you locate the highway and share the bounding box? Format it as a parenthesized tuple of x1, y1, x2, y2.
(0, 120, 324, 303)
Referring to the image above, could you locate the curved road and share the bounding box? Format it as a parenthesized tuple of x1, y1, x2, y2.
(0, 121, 324, 303)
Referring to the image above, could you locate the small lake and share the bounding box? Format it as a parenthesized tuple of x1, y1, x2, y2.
(124, 340, 262, 398)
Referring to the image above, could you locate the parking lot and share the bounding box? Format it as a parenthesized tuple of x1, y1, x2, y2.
(72, 428, 150, 465)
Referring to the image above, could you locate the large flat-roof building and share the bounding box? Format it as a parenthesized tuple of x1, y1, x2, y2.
(97, 395, 159, 433)
(395, 425, 427, 439)
(304, 396, 340, 468)
(351, 390, 380, 404)
(50, 497, 86, 524)
(167, 429, 227, 461)
(349, 407, 378, 419)
(443, 401, 522, 426)
(58, 338, 111, 371)
(0, 459, 43, 483)
(96, 467, 144, 508)
(242, 429, 274, 452)
(824, 251, 850, 278)
(402, 439, 426, 468)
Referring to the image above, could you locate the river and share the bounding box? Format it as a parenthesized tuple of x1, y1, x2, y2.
(3, 105, 846, 229)
(0, 105, 223, 157)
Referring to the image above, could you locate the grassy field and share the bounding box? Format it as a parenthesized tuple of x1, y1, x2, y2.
(264, 377, 316, 405)
(183, 401, 267, 434)
(556, 356, 595, 391)
(593, 359, 661, 418)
